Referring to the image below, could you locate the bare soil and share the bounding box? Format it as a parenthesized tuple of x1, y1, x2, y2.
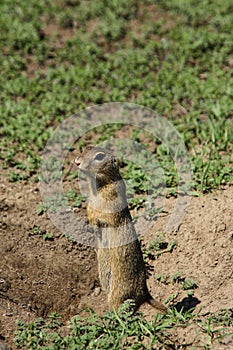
(0, 168, 232, 349)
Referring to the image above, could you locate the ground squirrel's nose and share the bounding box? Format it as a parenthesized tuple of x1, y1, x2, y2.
(74, 157, 81, 166)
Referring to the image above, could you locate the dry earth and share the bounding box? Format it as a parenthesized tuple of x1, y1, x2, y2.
(0, 173, 232, 349)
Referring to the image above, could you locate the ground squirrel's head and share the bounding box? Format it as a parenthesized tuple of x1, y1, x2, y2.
(75, 146, 121, 185)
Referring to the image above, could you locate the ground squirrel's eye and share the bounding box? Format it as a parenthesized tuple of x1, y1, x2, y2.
(94, 152, 105, 161)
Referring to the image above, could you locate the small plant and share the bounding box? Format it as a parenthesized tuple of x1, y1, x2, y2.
(15, 313, 62, 349)
(196, 317, 231, 346)
(143, 234, 176, 260)
(128, 195, 145, 211)
(170, 272, 198, 298)
(36, 203, 47, 215)
(155, 273, 169, 285)
(209, 308, 233, 327)
(62, 233, 77, 243)
(36, 192, 84, 215)
(65, 189, 84, 208)
(168, 306, 198, 325)
(8, 172, 28, 182)
(36, 195, 69, 215)
(43, 232, 54, 241)
(33, 226, 40, 235)
(165, 293, 179, 305)
(181, 277, 198, 291)
(73, 195, 83, 208)
(29, 226, 54, 241)
(143, 206, 163, 221)
(171, 271, 183, 284)
(157, 272, 198, 298)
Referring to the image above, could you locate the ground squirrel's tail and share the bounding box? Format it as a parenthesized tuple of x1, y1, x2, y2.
(146, 294, 168, 314)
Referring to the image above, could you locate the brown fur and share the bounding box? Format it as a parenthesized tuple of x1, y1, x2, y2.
(75, 146, 167, 313)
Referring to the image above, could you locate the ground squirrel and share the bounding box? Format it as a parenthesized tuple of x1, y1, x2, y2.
(75, 146, 167, 313)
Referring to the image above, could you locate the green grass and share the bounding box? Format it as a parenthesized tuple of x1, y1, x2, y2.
(0, 0, 232, 193)
(14, 302, 233, 349)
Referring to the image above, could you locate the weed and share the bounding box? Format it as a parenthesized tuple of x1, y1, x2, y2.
(142, 206, 164, 221)
(143, 233, 176, 260)
(181, 278, 198, 291)
(33, 226, 40, 235)
(8, 172, 29, 182)
(36, 203, 47, 215)
(172, 272, 198, 290)
(65, 190, 84, 208)
(211, 309, 233, 327)
(29, 226, 54, 242)
(14, 303, 233, 349)
(196, 317, 232, 346)
(157, 272, 198, 299)
(128, 195, 145, 211)
(43, 232, 54, 241)
(171, 271, 183, 284)
(62, 233, 77, 244)
(36, 198, 63, 215)
(155, 274, 170, 285)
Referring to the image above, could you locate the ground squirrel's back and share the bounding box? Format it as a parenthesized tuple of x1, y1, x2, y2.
(75, 146, 167, 313)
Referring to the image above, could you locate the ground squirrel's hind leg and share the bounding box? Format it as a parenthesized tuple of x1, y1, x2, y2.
(108, 288, 134, 311)
(108, 292, 167, 314)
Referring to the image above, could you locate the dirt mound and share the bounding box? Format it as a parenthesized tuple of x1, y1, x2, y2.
(0, 178, 232, 348)
(0, 180, 103, 347)
(136, 186, 233, 316)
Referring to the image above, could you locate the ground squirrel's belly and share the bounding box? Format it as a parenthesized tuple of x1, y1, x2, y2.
(87, 205, 138, 247)
(87, 205, 131, 227)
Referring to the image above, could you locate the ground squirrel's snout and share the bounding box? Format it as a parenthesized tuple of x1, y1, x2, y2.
(74, 157, 81, 167)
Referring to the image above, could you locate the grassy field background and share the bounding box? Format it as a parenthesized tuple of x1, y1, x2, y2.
(0, 0, 232, 191)
(0, 0, 233, 349)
